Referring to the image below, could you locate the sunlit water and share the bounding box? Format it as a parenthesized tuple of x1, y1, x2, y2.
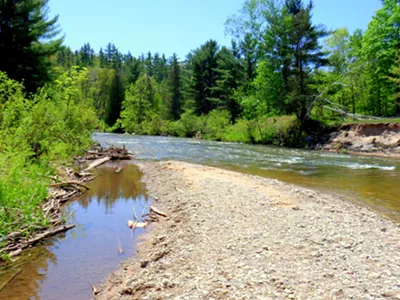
(95, 133, 400, 220)
(0, 163, 150, 300)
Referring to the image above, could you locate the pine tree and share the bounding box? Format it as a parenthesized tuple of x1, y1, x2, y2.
(168, 54, 182, 120)
(214, 47, 244, 122)
(99, 48, 107, 68)
(188, 40, 221, 115)
(105, 72, 125, 126)
(77, 43, 95, 67)
(0, 0, 62, 92)
(240, 33, 258, 82)
(284, 0, 328, 122)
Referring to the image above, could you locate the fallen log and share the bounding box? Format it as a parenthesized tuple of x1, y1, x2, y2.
(84, 156, 111, 171)
(25, 224, 75, 247)
(49, 181, 90, 190)
(150, 206, 168, 218)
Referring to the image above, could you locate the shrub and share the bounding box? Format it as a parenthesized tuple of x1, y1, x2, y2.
(203, 110, 231, 141)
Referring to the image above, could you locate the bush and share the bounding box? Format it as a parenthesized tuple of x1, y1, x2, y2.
(0, 69, 98, 253)
(222, 119, 253, 143)
(203, 110, 231, 141)
(176, 111, 205, 138)
(244, 115, 302, 146)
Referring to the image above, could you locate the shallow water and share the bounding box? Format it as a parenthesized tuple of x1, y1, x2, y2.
(0, 163, 149, 300)
(95, 133, 400, 220)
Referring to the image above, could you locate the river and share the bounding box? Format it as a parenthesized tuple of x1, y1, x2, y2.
(1, 133, 399, 299)
(96, 133, 400, 220)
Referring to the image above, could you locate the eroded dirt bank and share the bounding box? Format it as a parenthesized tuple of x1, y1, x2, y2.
(96, 161, 400, 299)
(323, 123, 400, 158)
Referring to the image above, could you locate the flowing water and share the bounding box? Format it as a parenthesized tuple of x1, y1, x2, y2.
(95, 133, 400, 220)
(1, 133, 399, 299)
(0, 163, 150, 300)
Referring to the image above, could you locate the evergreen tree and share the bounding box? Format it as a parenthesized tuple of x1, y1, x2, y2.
(188, 40, 221, 115)
(105, 72, 124, 126)
(99, 48, 107, 68)
(284, 0, 328, 122)
(240, 33, 258, 82)
(167, 54, 182, 120)
(0, 0, 62, 92)
(125, 57, 144, 85)
(144, 52, 154, 76)
(77, 43, 95, 67)
(214, 47, 244, 122)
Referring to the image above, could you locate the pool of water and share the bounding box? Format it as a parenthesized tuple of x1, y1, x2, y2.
(0, 163, 149, 300)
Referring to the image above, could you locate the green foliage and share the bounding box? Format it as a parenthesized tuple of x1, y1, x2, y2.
(0, 0, 62, 92)
(186, 40, 221, 115)
(0, 70, 97, 250)
(203, 110, 232, 140)
(120, 74, 160, 133)
(222, 119, 253, 143)
(176, 111, 206, 137)
(167, 54, 183, 120)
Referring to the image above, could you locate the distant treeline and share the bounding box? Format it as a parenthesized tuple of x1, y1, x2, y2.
(1, 0, 400, 143)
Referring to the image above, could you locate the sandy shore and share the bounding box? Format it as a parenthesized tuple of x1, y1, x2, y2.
(96, 161, 400, 299)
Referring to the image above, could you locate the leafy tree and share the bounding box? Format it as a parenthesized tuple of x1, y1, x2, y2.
(389, 52, 400, 113)
(120, 74, 159, 132)
(362, 0, 400, 115)
(0, 0, 63, 92)
(88, 68, 115, 120)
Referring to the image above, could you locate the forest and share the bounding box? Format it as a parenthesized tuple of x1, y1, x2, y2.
(0, 0, 400, 256)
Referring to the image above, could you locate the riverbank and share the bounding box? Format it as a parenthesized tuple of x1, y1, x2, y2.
(322, 123, 400, 159)
(96, 161, 400, 299)
(0, 146, 131, 263)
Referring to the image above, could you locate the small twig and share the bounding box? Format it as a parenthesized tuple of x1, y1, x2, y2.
(89, 280, 99, 295)
(0, 269, 22, 292)
(133, 207, 139, 222)
(140, 204, 148, 220)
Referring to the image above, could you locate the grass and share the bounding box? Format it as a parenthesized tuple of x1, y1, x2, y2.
(0, 157, 52, 253)
(342, 117, 400, 125)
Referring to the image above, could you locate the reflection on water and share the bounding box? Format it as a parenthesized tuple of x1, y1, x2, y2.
(94, 133, 400, 221)
(0, 163, 149, 300)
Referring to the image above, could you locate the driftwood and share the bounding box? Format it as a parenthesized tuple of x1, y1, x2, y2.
(84, 156, 111, 171)
(89, 280, 99, 295)
(1, 146, 131, 260)
(150, 206, 168, 218)
(48, 181, 90, 190)
(128, 220, 148, 229)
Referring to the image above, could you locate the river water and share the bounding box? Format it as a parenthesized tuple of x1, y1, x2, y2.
(96, 133, 400, 220)
(1, 133, 399, 299)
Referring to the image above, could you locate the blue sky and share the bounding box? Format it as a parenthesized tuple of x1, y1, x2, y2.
(49, 0, 382, 59)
